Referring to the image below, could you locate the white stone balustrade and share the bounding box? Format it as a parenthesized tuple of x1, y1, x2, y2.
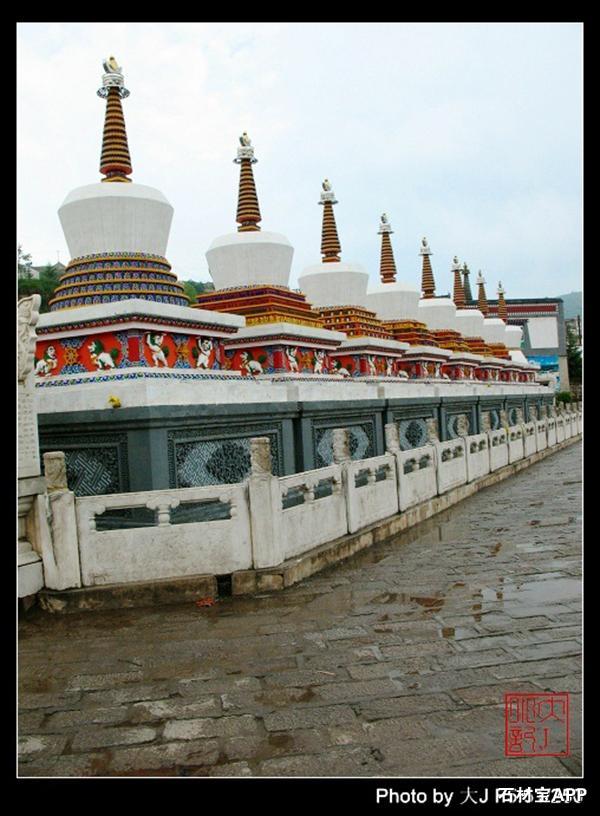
(556, 415, 566, 443)
(465, 433, 490, 483)
(522, 422, 537, 458)
(535, 419, 548, 452)
(508, 426, 525, 463)
(488, 429, 509, 471)
(75, 483, 252, 585)
(434, 438, 467, 493)
(547, 418, 557, 447)
(564, 413, 573, 440)
(344, 453, 399, 533)
(279, 465, 345, 559)
(44, 413, 581, 591)
(395, 445, 437, 511)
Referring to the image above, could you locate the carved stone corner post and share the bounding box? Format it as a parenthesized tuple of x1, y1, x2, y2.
(332, 428, 351, 464)
(18, 294, 45, 599)
(499, 409, 509, 430)
(40, 451, 81, 590)
(43, 451, 68, 493)
(480, 411, 491, 433)
(426, 417, 439, 443)
(384, 422, 400, 453)
(455, 414, 470, 437)
(248, 437, 283, 569)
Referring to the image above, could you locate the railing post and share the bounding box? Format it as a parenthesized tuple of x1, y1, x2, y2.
(332, 428, 356, 532)
(384, 422, 400, 454)
(247, 437, 283, 569)
(40, 451, 81, 590)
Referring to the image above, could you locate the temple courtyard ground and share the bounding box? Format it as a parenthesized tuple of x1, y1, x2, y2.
(18, 442, 582, 778)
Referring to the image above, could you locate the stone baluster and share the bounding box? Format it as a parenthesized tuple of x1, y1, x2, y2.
(332, 428, 351, 464)
(40, 451, 81, 590)
(247, 437, 283, 568)
(384, 422, 400, 453)
(18, 294, 46, 602)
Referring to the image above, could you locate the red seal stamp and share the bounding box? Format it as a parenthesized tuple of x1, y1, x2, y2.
(504, 692, 569, 757)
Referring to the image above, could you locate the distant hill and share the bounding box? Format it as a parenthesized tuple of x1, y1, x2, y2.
(556, 291, 582, 319)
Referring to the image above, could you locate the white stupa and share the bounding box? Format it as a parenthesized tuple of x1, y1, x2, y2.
(365, 214, 420, 320)
(416, 239, 458, 331)
(51, 57, 187, 311)
(475, 272, 510, 345)
(496, 281, 529, 365)
(298, 181, 369, 306)
(206, 134, 294, 289)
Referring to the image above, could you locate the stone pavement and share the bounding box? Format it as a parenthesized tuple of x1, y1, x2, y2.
(18, 442, 582, 777)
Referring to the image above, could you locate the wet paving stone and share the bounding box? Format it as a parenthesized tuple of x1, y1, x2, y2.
(18, 442, 582, 777)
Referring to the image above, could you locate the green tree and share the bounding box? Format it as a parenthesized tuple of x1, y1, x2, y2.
(182, 281, 198, 303)
(181, 279, 215, 301)
(566, 324, 582, 386)
(17, 244, 33, 279)
(18, 263, 62, 313)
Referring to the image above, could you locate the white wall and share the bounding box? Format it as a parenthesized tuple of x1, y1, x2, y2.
(527, 317, 559, 349)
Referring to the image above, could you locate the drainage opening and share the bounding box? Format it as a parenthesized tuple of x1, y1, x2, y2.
(216, 574, 232, 598)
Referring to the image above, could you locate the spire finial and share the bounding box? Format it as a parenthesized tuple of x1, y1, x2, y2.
(97, 57, 132, 183)
(419, 237, 435, 298)
(476, 270, 489, 316)
(497, 281, 507, 322)
(462, 261, 473, 303)
(452, 256, 465, 308)
(233, 132, 261, 232)
(378, 214, 396, 283)
(319, 179, 341, 263)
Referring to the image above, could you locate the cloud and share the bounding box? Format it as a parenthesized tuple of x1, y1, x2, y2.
(17, 22, 581, 297)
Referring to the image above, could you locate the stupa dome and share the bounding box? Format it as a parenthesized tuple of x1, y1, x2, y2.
(207, 231, 293, 290)
(366, 281, 420, 320)
(418, 297, 457, 331)
(455, 307, 486, 337)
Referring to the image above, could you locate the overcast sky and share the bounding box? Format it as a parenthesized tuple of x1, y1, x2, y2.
(17, 22, 582, 298)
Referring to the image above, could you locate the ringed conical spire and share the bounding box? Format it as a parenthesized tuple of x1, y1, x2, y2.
(319, 179, 341, 263)
(497, 281, 508, 322)
(462, 262, 473, 303)
(378, 213, 397, 283)
(476, 271, 489, 316)
(234, 133, 261, 232)
(452, 256, 466, 308)
(97, 57, 132, 183)
(420, 237, 435, 298)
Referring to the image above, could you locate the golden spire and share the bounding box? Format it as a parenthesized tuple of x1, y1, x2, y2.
(234, 132, 261, 232)
(476, 271, 489, 316)
(319, 179, 341, 263)
(97, 57, 132, 183)
(378, 214, 396, 283)
(452, 256, 465, 308)
(419, 237, 435, 298)
(497, 281, 508, 322)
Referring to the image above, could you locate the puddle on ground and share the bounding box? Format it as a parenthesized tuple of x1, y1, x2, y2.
(481, 577, 580, 605)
